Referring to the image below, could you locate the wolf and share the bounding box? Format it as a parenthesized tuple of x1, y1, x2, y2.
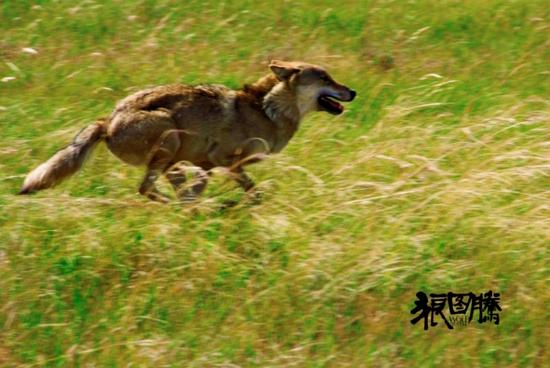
(19, 60, 356, 203)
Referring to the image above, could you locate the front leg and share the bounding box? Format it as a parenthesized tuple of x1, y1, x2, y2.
(208, 141, 265, 205)
(232, 167, 255, 192)
(230, 167, 262, 206)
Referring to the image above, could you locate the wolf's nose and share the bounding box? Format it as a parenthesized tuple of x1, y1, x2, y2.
(349, 89, 357, 100)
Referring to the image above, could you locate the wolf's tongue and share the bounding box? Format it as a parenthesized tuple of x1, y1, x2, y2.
(319, 95, 344, 114)
(328, 99, 343, 111)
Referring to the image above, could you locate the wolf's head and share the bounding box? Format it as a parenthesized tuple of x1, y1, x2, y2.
(268, 60, 356, 118)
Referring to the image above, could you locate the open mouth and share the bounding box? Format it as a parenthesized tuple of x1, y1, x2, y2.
(318, 95, 344, 115)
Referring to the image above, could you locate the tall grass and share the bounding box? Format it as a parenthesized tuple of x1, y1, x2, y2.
(0, 0, 548, 366)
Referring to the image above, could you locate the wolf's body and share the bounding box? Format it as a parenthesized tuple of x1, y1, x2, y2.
(19, 60, 355, 202)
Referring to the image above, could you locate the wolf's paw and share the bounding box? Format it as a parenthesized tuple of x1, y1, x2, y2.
(246, 190, 263, 205)
(179, 192, 200, 205)
(220, 199, 239, 209)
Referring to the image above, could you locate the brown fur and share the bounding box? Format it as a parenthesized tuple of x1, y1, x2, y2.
(19, 60, 356, 203)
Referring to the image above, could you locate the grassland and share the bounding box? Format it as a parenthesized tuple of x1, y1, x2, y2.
(0, 0, 549, 367)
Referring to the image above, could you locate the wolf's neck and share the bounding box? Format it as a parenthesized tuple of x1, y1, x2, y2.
(240, 74, 300, 124)
(263, 82, 301, 125)
(239, 75, 301, 153)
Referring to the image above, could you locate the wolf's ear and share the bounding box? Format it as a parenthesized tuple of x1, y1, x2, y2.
(269, 60, 300, 81)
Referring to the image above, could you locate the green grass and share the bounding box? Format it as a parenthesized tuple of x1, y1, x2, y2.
(1, 0, 548, 366)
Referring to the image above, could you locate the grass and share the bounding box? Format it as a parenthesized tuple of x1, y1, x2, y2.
(0, 0, 549, 366)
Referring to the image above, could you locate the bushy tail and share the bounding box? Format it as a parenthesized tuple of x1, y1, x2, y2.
(19, 119, 106, 195)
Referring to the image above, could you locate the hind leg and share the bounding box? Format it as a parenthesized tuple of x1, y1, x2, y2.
(165, 165, 187, 197)
(166, 165, 209, 203)
(139, 131, 180, 203)
(140, 169, 170, 203)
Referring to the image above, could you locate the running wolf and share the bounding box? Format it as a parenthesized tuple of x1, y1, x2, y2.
(19, 60, 356, 202)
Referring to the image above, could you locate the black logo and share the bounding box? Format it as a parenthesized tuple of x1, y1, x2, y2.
(410, 291, 501, 330)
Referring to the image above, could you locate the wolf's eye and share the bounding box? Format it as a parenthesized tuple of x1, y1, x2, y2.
(320, 75, 330, 82)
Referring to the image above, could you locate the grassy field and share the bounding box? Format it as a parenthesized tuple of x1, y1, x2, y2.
(1, 0, 549, 366)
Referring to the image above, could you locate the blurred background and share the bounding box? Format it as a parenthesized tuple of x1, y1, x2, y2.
(0, 0, 548, 366)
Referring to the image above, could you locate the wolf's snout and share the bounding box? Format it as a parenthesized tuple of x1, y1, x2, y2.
(336, 87, 356, 102)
